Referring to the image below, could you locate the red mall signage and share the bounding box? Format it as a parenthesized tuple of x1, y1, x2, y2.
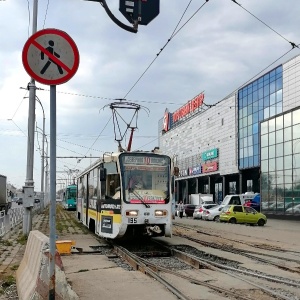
(173, 93, 204, 123)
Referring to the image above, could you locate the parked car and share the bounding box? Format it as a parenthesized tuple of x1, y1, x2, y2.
(184, 204, 197, 217)
(244, 194, 261, 211)
(285, 203, 300, 213)
(34, 198, 40, 203)
(193, 203, 217, 219)
(16, 198, 23, 205)
(202, 205, 223, 221)
(220, 205, 267, 226)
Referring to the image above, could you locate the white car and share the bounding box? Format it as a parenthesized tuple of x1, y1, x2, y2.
(202, 205, 224, 221)
(193, 203, 217, 219)
(286, 203, 300, 213)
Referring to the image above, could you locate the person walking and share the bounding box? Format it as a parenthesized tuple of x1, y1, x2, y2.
(178, 201, 184, 218)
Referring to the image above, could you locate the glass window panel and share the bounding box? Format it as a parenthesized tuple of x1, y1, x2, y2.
(276, 103, 282, 115)
(248, 124, 253, 135)
(248, 85, 253, 94)
(264, 84, 269, 96)
(261, 134, 268, 147)
(276, 115, 283, 130)
(269, 158, 276, 172)
(243, 117, 248, 127)
(239, 148, 243, 158)
(253, 82, 258, 91)
(248, 136, 253, 146)
(258, 88, 264, 99)
(248, 105, 253, 115)
(244, 157, 249, 168)
(294, 168, 300, 183)
(244, 147, 248, 157)
(248, 115, 253, 126)
(276, 65, 282, 75)
(239, 158, 244, 169)
(253, 101, 258, 113)
(284, 141, 292, 155)
(239, 118, 243, 129)
(276, 89, 282, 102)
(276, 129, 283, 143)
(269, 145, 276, 158)
(244, 137, 248, 147)
(270, 105, 276, 117)
(254, 144, 259, 155)
(259, 110, 264, 121)
(242, 106, 246, 118)
(258, 98, 264, 111)
(264, 73, 269, 81)
(284, 127, 292, 142)
(253, 112, 258, 123)
(242, 96, 247, 107)
(248, 156, 253, 167)
(248, 147, 253, 156)
(270, 69, 276, 78)
(264, 107, 269, 119)
(293, 124, 300, 139)
(261, 146, 268, 159)
(238, 90, 243, 99)
(270, 80, 276, 93)
(238, 97, 243, 108)
(276, 156, 283, 170)
(247, 94, 252, 104)
(294, 153, 300, 168)
(284, 155, 292, 169)
(252, 122, 258, 134)
(269, 118, 275, 132)
(269, 131, 275, 145)
(254, 155, 259, 166)
(261, 121, 268, 135)
(285, 169, 293, 183)
(276, 143, 283, 157)
(276, 78, 282, 90)
(293, 109, 300, 125)
(264, 96, 270, 108)
(293, 139, 300, 154)
(276, 170, 284, 185)
(243, 127, 247, 137)
(270, 92, 276, 106)
(253, 90, 258, 101)
(284, 112, 292, 127)
(253, 134, 258, 145)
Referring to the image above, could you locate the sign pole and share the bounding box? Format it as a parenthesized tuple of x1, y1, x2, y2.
(49, 85, 56, 299)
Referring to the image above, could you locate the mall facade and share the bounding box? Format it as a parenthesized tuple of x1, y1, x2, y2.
(159, 54, 300, 217)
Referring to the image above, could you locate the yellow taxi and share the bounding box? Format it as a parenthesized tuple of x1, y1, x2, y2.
(220, 205, 267, 226)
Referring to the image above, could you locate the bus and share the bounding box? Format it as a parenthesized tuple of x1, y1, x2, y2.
(62, 184, 77, 210)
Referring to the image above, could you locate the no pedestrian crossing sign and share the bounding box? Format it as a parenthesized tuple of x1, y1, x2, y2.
(22, 28, 79, 85)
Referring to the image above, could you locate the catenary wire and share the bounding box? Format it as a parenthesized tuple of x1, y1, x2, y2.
(123, 0, 210, 99)
(230, 0, 299, 49)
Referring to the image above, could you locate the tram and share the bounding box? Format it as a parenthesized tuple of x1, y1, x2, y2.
(76, 150, 173, 239)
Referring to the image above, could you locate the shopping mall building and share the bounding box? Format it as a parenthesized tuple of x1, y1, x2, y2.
(159, 54, 300, 217)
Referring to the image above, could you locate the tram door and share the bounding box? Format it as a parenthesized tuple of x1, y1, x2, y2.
(84, 173, 89, 226)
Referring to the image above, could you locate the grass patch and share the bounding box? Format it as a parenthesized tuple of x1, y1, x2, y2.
(10, 264, 19, 271)
(17, 234, 28, 245)
(2, 275, 16, 288)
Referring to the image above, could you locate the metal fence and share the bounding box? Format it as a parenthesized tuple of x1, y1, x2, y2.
(0, 204, 42, 237)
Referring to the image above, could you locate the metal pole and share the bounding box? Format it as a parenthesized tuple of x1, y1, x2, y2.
(49, 85, 56, 299)
(41, 107, 45, 210)
(23, 0, 38, 235)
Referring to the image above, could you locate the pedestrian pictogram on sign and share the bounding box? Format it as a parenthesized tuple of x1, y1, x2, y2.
(22, 28, 79, 85)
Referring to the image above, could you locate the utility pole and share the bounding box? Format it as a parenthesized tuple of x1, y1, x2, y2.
(23, 0, 38, 235)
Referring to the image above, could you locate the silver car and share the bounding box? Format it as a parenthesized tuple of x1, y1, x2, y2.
(202, 205, 224, 221)
(193, 203, 217, 219)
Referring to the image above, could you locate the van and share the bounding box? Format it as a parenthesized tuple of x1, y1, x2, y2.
(221, 193, 257, 207)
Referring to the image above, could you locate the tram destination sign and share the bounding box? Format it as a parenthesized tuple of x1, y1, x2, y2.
(123, 155, 168, 165)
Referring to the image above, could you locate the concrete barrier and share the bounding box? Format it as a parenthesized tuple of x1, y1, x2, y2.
(16, 230, 79, 300)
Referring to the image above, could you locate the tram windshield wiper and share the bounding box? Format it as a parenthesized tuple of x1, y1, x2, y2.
(128, 188, 150, 208)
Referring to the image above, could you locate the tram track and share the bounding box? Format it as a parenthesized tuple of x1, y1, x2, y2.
(111, 238, 299, 300)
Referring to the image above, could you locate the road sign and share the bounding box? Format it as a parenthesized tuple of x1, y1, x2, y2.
(22, 28, 79, 85)
(119, 0, 159, 26)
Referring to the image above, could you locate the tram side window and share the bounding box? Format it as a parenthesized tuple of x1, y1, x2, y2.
(107, 174, 120, 199)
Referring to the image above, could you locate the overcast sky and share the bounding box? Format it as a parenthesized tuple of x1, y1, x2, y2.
(1, 0, 300, 190)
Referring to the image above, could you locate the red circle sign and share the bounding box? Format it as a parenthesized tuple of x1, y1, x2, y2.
(22, 28, 79, 85)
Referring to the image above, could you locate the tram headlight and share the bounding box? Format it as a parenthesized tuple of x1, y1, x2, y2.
(126, 210, 139, 217)
(155, 210, 167, 217)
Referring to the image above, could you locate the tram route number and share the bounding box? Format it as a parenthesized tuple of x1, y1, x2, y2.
(128, 218, 137, 224)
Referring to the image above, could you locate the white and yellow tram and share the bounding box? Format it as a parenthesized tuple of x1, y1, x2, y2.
(76, 151, 173, 239)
